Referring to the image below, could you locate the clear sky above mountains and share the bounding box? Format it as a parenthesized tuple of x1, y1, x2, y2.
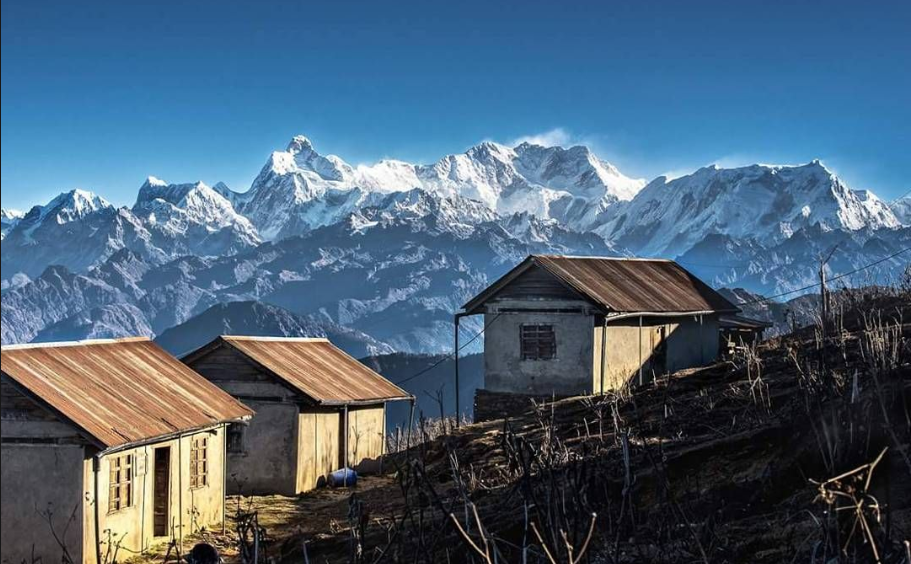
(2, 0, 909, 210)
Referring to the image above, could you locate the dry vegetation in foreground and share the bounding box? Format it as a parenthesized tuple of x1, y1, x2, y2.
(204, 288, 909, 564)
(113, 286, 909, 564)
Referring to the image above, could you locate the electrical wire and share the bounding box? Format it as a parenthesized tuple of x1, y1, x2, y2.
(733, 247, 910, 307)
(393, 313, 501, 385)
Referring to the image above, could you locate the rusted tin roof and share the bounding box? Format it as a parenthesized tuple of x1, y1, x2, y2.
(464, 255, 739, 315)
(191, 336, 412, 405)
(719, 315, 774, 331)
(1, 338, 254, 450)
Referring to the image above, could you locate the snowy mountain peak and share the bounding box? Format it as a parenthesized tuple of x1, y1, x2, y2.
(287, 135, 314, 154)
(143, 175, 169, 188)
(237, 134, 650, 239)
(594, 160, 900, 257)
(42, 189, 112, 223)
(130, 177, 261, 252)
(266, 135, 352, 182)
(2, 208, 24, 220)
(889, 195, 911, 225)
(466, 141, 515, 161)
(136, 178, 217, 204)
(0, 208, 24, 240)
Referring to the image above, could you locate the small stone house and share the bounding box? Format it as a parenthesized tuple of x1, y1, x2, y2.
(0, 338, 253, 564)
(461, 255, 739, 402)
(182, 336, 412, 496)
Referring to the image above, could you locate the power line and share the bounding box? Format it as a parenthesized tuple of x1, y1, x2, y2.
(734, 247, 910, 308)
(888, 188, 911, 203)
(394, 313, 501, 385)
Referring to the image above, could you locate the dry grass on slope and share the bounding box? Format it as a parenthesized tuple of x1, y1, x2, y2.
(229, 294, 910, 564)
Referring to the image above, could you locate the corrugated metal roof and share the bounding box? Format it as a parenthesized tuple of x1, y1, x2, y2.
(719, 315, 774, 330)
(464, 255, 739, 314)
(1, 338, 254, 450)
(213, 336, 412, 405)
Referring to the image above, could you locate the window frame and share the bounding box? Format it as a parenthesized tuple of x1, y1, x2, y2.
(108, 453, 133, 513)
(226, 423, 246, 455)
(520, 323, 557, 361)
(190, 436, 209, 489)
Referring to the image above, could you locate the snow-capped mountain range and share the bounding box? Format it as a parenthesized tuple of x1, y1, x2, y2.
(2, 135, 908, 354)
(233, 135, 645, 241)
(595, 161, 899, 257)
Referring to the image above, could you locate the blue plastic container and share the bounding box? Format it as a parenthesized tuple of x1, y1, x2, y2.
(328, 467, 358, 488)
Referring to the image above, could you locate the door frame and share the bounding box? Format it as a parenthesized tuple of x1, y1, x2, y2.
(153, 446, 172, 538)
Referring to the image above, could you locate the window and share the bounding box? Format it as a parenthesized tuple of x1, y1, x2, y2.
(190, 436, 208, 488)
(521, 324, 556, 360)
(226, 423, 246, 454)
(108, 454, 133, 512)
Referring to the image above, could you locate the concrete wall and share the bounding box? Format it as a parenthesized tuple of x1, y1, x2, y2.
(82, 426, 228, 563)
(484, 305, 596, 396)
(1, 444, 86, 564)
(593, 315, 720, 392)
(666, 315, 719, 373)
(227, 401, 299, 496)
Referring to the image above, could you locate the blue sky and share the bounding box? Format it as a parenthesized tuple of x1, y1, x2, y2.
(2, 0, 909, 210)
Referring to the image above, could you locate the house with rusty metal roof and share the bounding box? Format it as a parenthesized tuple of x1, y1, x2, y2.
(457, 255, 740, 420)
(0, 337, 253, 564)
(181, 336, 412, 495)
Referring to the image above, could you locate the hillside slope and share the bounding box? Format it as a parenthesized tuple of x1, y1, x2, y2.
(222, 292, 910, 564)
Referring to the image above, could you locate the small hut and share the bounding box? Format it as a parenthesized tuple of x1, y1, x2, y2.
(459, 255, 740, 420)
(1, 338, 253, 564)
(182, 336, 412, 495)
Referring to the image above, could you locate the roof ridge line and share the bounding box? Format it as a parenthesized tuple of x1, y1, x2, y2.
(1, 336, 150, 351)
(221, 335, 330, 342)
(533, 254, 674, 262)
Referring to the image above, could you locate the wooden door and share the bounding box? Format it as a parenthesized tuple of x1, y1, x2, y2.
(297, 410, 342, 493)
(153, 447, 171, 537)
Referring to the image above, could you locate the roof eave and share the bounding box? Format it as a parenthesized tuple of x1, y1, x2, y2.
(98, 416, 252, 456)
(317, 395, 415, 407)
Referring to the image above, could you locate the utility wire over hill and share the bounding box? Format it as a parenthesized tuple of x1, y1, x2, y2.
(394, 313, 502, 385)
(730, 247, 910, 307)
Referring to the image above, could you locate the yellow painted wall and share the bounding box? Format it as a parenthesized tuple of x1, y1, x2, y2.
(296, 404, 386, 493)
(82, 426, 227, 563)
(296, 409, 341, 492)
(346, 405, 385, 472)
(593, 316, 720, 393)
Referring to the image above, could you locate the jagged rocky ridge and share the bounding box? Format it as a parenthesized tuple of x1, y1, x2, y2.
(2, 135, 908, 353)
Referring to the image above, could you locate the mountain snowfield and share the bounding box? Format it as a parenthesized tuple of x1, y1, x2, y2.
(1, 135, 908, 354)
(890, 195, 911, 225)
(1, 208, 24, 240)
(594, 161, 900, 257)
